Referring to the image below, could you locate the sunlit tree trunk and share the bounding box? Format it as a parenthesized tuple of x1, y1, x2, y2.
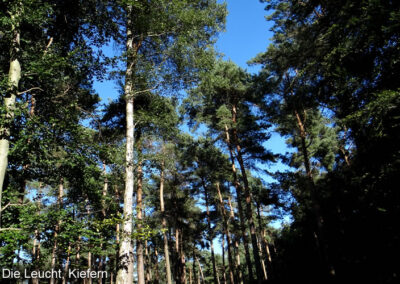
(50, 180, 64, 284)
(216, 182, 235, 284)
(201, 179, 218, 284)
(137, 156, 145, 284)
(160, 158, 173, 284)
(231, 104, 264, 283)
(116, 4, 135, 282)
(0, 3, 22, 227)
(224, 124, 253, 282)
(227, 195, 243, 284)
(32, 183, 42, 284)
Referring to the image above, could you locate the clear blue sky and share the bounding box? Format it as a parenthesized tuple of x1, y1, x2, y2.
(216, 0, 272, 73)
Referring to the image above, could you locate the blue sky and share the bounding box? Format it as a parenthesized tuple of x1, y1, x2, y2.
(216, 0, 272, 74)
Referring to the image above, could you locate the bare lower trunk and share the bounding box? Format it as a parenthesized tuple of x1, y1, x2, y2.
(116, 6, 135, 281)
(224, 125, 253, 282)
(145, 239, 152, 283)
(196, 257, 204, 284)
(137, 160, 145, 284)
(32, 184, 42, 284)
(0, 6, 22, 227)
(50, 180, 64, 284)
(230, 103, 264, 283)
(227, 196, 243, 284)
(88, 251, 92, 284)
(201, 180, 218, 284)
(154, 246, 160, 284)
(62, 243, 71, 284)
(221, 235, 227, 284)
(294, 109, 334, 276)
(160, 161, 172, 284)
(216, 183, 236, 284)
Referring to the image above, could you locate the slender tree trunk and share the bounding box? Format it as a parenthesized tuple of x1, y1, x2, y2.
(32, 183, 42, 284)
(116, 5, 135, 282)
(137, 158, 145, 284)
(294, 109, 335, 276)
(98, 162, 109, 284)
(62, 243, 71, 284)
(50, 180, 64, 284)
(231, 104, 264, 283)
(256, 201, 272, 279)
(192, 250, 198, 284)
(221, 234, 227, 284)
(196, 256, 205, 284)
(160, 160, 173, 284)
(0, 4, 22, 227)
(189, 265, 193, 284)
(216, 182, 236, 284)
(88, 251, 92, 284)
(224, 124, 253, 282)
(154, 246, 160, 284)
(201, 179, 218, 284)
(179, 232, 186, 284)
(145, 239, 152, 283)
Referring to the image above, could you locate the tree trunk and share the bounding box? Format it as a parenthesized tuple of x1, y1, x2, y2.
(294, 109, 335, 276)
(116, 5, 135, 282)
(145, 239, 152, 283)
(196, 256, 205, 284)
(160, 159, 173, 284)
(227, 195, 243, 284)
(154, 246, 160, 284)
(216, 182, 236, 284)
(256, 201, 272, 279)
(50, 180, 64, 284)
(62, 243, 71, 284)
(0, 5, 22, 228)
(137, 158, 145, 284)
(221, 234, 227, 284)
(88, 251, 92, 284)
(201, 179, 218, 284)
(32, 183, 42, 284)
(231, 104, 264, 283)
(224, 124, 253, 282)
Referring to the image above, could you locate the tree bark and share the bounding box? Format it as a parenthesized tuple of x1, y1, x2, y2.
(160, 159, 173, 284)
(116, 4, 135, 282)
(0, 4, 22, 228)
(137, 158, 145, 284)
(201, 179, 218, 284)
(32, 183, 42, 284)
(231, 104, 264, 283)
(216, 182, 235, 284)
(294, 109, 335, 276)
(228, 195, 244, 284)
(50, 180, 64, 284)
(196, 256, 205, 284)
(224, 124, 253, 282)
(256, 201, 272, 279)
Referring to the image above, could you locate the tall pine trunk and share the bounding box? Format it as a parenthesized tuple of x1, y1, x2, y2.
(216, 182, 235, 284)
(50, 180, 64, 284)
(294, 109, 335, 277)
(231, 105, 264, 283)
(224, 124, 253, 282)
(116, 4, 136, 282)
(137, 157, 145, 284)
(160, 158, 173, 284)
(201, 179, 218, 284)
(0, 4, 22, 227)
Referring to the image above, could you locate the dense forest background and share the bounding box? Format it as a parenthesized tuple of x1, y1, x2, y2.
(1, 0, 399, 283)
